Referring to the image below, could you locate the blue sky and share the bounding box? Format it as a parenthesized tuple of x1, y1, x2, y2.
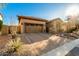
(0, 3, 74, 25)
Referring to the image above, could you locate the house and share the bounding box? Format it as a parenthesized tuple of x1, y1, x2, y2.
(18, 16, 48, 33)
(47, 18, 64, 33)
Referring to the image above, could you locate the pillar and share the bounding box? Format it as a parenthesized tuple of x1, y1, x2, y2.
(21, 23, 25, 33)
(43, 24, 46, 32)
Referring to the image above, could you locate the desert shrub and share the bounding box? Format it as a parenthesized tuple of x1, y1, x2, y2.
(2, 37, 23, 55)
(11, 31, 17, 39)
(66, 27, 77, 33)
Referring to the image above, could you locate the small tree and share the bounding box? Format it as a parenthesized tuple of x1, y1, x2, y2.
(0, 20, 3, 34)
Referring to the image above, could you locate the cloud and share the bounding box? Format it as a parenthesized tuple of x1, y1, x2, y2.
(65, 4, 79, 17)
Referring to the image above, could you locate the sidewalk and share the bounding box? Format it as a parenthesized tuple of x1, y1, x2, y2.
(42, 39, 79, 56)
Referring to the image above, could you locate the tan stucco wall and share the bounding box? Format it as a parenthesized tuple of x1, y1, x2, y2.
(1, 25, 18, 34)
(10, 26, 18, 33)
(1, 25, 9, 34)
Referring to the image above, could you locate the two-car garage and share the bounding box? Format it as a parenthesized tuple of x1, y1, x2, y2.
(18, 16, 47, 33)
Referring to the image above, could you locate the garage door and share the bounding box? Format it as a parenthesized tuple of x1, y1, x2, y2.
(25, 24, 43, 33)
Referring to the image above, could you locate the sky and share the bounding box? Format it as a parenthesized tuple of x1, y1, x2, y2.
(0, 3, 79, 25)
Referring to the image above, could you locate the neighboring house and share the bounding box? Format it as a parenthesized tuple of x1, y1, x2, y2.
(18, 16, 48, 33)
(47, 18, 64, 33)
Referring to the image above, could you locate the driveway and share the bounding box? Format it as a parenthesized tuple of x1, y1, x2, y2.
(21, 33, 52, 44)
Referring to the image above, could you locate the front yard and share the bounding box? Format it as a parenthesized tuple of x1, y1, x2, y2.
(0, 35, 10, 50)
(0, 32, 78, 56)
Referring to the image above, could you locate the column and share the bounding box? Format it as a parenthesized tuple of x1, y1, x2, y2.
(21, 23, 25, 33)
(43, 24, 46, 32)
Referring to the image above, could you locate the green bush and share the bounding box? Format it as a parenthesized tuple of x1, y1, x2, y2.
(0, 20, 3, 31)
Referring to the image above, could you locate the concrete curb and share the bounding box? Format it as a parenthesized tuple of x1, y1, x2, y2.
(42, 39, 79, 56)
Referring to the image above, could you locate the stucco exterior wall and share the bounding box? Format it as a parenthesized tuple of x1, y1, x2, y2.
(1, 25, 18, 34)
(1, 25, 9, 34)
